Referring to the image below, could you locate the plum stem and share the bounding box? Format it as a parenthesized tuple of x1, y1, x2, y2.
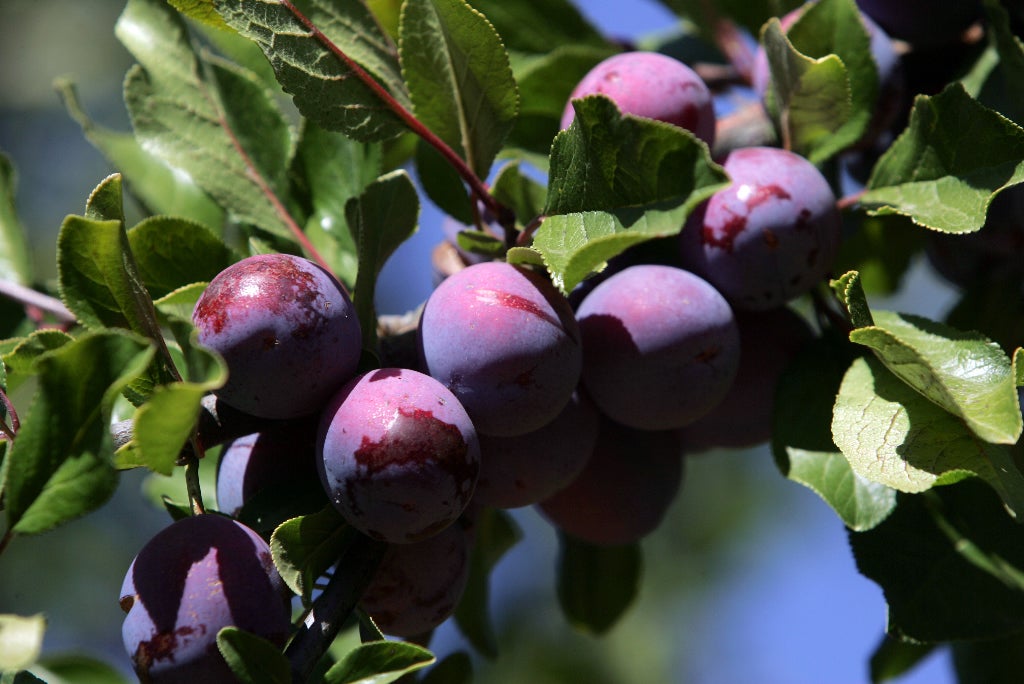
(286, 534, 388, 681)
(183, 442, 207, 516)
(837, 189, 867, 212)
(0, 529, 13, 558)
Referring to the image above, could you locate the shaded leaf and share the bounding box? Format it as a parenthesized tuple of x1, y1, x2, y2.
(965, 0, 1024, 126)
(415, 139, 474, 224)
(35, 653, 132, 684)
(952, 631, 1024, 684)
(270, 505, 351, 604)
(656, 0, 804, 39)
(419, 652, 472, 684)
(465, 0, 608, 54)
(850, 480, 1024, 641)
(863, 84, 1024, 233)
(869, 634, 936, 684)
(832, 356, 1024, 517)
(833, 214, 925, 296)
(169, 0, 231, 30)
(217, 627, 291, 684)
(454, 507, 521, 658)
(118, 0, 296, 238)
(214, 0, 411, 142)
(127, 216, 237, 299)
(773, 335, 896, 531)
(400, 0, 519, 178)
(322, 641, 435, 684)
(761, 20, 853, 163)
(3, 331, 154, 534)
(491, 161, 546, 227)
(556, 534, 641, 635)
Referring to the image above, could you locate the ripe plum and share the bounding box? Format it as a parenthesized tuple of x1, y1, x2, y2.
(419, 261, 582, 437)
(192, 253, 362, 419)
(575, 264, 740, 431)
(679, 146, 841, 311)
(560, 51, 716, 146)
(119, 515, 290, 683)
(317, 368, 480, 544)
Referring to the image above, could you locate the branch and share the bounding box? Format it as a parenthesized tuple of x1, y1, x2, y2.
(286, 535, 388, 682)
(0, 279, 75, 324)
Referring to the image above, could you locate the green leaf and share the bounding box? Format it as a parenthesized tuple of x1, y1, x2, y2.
(322, 641, 435, 684)
(454, 507, 521, 658)
(556, 534, 641, 635)
(533, 200, 700, 295)
(0, 153, 33, 285)
(169, 0, 231, 30)
(0, 614, 45, 672)
(964, 0, 1024, 126)
(415, 140, 474, 225)
(1, 330, 74, 381)
(850, 311, 1022, 445)
(270, 505, 350, 604)
(863, 84, 1024, 233)
(464, 0, 609, 54)
(346, 170, 419, 352)
(869, 634, 936, 684)
(216, 627, 291, 684)
(830, 271, 874, 329)
(3, 331, 155, 534)
(118, 0, 296, 239)
(491, 161, 546, 227)
(850, 480, 1024, 641)
(773, 335, 896, 531)
(127, 216, 237, 299)
(400, 0, 520, 178)
(214, 0, 411, 142)
(832, 214, 925, 296)
(760, 20, 853, 163)
(455, 230, 503, 257)
(832, 355, 1024, 518)
(117, 344, 227, 475)
(298, 123, 382, 289)
(35, 653, 132, 684)
(545, 96, 727, 215)
(55, 79, 226, 232)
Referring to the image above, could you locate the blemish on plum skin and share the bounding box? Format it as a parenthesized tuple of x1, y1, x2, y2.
(694, 346, 721, 363)
(133, 624, 200, 671)
(703, 184, 792, 253)
(472, 288, 564, 331)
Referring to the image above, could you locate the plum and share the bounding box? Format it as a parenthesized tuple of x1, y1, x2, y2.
(193, 253, 362, 419)
(359, 522, 471, 638)
(537, 417, 684, 546)
(679, 146, 841, 311)
(575, 264, 740, 431)
(317, 368, 480, 544)
(560, 50, 716, 146)
(119, 514, 290, 683)
(472, 391, 600, 509)
(418, 261, 582, 437)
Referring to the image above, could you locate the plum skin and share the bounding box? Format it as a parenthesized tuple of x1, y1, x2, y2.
(561, 51, 716, 147)
(359, 522, 472, 638)
(317, 368, 481, 544)
(537, 418, 684, 546)
(575, 264, 741, 431)
(119, 515, 290, 684)
(418, 261, 582, 437)
(679, 146, 841, 311)
(192, 253, 362, 420)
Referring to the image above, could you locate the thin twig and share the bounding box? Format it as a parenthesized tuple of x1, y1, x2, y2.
(0, 279, 75, 323)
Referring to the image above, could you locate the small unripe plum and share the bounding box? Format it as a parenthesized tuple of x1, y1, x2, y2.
(680, 306, 815, 451)
(575, 264, 740, 431)
(473, 391, 600, 509)
(419, 261, 582, 437)
(537, 418, 684, 546)
(119, 515, 290, 684)
(360, 522, 471, 638)
(317, 368, 481, 544)
(560, 51, 716, 146)
(193, 253, 362, 419)
(679, 147, 841, 311)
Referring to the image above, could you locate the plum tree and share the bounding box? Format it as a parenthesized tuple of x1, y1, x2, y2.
(418, 261, 582, 437)
(472, 391, 600, 509)
(192, 253, 362, 419)
(359, 521, 472, 638)
(119, 515, 290, 683)
(560, 51, 716, 146)
(575, 264, 740, 431)
(537, 418, 684, 546)
(317, 368, 481, 544)
(679, 146, 841, 310)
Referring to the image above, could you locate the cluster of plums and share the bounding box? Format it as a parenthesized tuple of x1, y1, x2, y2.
(117, 0, 991, 679)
